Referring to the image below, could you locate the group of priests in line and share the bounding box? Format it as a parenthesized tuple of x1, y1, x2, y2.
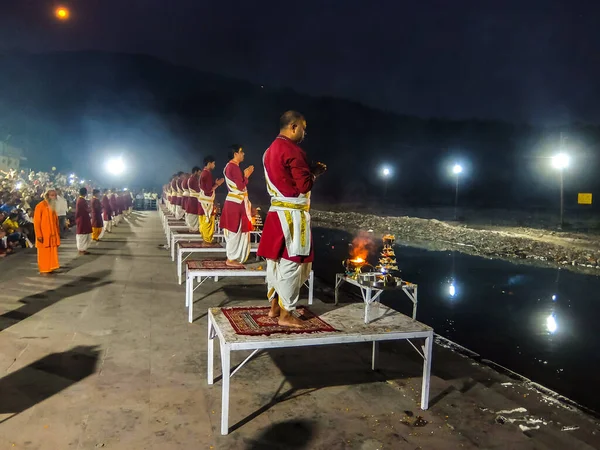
(34, 188, 134, 276)
(162, 110, 327, 327)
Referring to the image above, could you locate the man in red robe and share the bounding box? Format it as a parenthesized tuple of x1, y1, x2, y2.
(91, 189, 104, 241)
(198, 156, 224, 242)
(169, 175, 179, 214)
(257, 111, 326, 327)
(109, 190, 120, 226)
(181, 173, 192, 229)
(75, 187, 93, 255)
(101, 189, 113, 234)
(221, 145, 254, 267)
(186, 166, 201, 232)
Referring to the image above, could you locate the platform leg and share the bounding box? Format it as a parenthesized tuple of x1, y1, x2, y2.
(421, 334, 433, 410)
(334, 274, 342, 306)
(171, 237, 176, 261)
(178, 251, 182, 285)
(372, 341, 379, 370)
(188, 277, 194, 323)
(308, 271, 314, 305)
(166, 229, 170, 248)
(220, 344, 231, 435)
(207, 318, 214, 384)
(413, 286, 418, 320)
(185, 271, 190, 308)
(364, 288, 372, 324)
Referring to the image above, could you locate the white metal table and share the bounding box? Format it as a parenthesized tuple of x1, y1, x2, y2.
(207, 303, 434, 435)
(186, 260, 314, 323)
(177, 242, 259, 284)
(334, 274, 418, 324)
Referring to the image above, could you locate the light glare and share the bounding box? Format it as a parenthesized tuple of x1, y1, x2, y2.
(106, 157, 125, 175)
(453, 164, 463, 175)
(449, 283, 456, 297)
(546, 314, 557, 333)
(381, 166, 392, 177)
(552, 153, 569, 170)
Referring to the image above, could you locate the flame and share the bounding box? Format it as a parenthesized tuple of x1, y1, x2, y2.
(349, 232, 375, 261)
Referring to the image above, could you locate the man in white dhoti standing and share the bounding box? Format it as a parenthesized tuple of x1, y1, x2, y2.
(257, 111, 326, 327)
(75, 187, 93, 255)
(220, 145, 254, 268)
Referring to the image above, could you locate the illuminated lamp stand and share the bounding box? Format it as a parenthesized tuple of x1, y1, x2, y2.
(335, 234, 418, 324)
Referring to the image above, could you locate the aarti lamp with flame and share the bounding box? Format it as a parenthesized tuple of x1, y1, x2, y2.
(343, 255, 369, 278)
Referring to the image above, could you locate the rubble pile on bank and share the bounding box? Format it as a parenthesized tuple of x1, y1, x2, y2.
(312, 210, 600, 273)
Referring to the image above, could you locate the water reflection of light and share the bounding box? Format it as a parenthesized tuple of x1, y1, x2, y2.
(546, 314, 558, 333)
(552, 294, 557, 302)
(449, 283, 456, 298)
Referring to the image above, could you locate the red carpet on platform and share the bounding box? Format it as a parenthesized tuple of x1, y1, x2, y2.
(186, 260, 252, 270)
(221, 306, 338, 336)
(179, 242, 223, 249)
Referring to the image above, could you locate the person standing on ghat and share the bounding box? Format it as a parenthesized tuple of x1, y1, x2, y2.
(186, 166, 201, 233)
(258, 111, 326, 327)
(90, 189, 104, 241)
(220, 145, 254, 267)
(101, 189, 113, 234)
(198, 156, 224, 243)
(75, 187, 93, 255)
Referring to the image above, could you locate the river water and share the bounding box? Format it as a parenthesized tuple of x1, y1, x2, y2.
(312, 227, 600, 413)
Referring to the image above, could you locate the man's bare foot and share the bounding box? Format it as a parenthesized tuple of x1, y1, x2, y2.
(78, 251, 90, 255)
(278, 308, 304, 328)
(226, 260, 244, 268)
(268, 297, 281, 318)
(40, 272, 53, 277)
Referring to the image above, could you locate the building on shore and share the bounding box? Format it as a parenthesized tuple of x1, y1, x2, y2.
(0, 142, 26, 172)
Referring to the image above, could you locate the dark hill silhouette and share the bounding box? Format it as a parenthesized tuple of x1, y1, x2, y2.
(0, 51, 598, 209)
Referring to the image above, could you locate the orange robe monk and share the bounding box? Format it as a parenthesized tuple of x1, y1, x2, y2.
(34, 195, 61, 274)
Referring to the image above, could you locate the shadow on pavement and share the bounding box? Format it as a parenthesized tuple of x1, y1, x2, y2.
(0, 270, 113, 332)
(0, 345, 101, 423)
(244, 419, 316, 450)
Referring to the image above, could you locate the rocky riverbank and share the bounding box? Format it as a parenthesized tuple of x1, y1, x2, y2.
(312, 209, 600, 275)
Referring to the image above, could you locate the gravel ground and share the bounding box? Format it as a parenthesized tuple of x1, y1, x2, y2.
(312, 209, 600, 275)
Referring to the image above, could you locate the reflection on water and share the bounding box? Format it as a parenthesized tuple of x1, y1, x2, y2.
(313, 227, 600, 413)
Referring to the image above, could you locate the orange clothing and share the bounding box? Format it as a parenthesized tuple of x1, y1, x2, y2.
(34, 200, 61, 273)
(92, 227, 102, 241)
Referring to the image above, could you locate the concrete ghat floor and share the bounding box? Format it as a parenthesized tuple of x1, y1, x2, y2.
(0, 211, 599, 450)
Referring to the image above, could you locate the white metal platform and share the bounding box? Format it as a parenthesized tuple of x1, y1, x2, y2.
(186, 261, 314, 323)
(170, 230, 262, 259)
(177, 242, 259, 284)
(335, 274, 418, 324)
(208, 303, 434, 435)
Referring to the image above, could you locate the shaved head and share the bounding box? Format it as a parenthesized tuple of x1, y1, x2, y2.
(279, 110, 305, 131)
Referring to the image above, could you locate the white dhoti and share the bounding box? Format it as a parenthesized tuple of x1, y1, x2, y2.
(223, 224, 251, 263)
(266, 258, 312, 311)
(174, 205, 184, 220)
(76, 234, 92, 251)
(104, 219, 113, 234)
(186, 213, 199, 231)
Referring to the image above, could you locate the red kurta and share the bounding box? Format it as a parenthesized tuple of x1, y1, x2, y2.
(187, 174, 199, 214)
(170, 179, 178, 205)
(91, 197, 104, 228)
(220, 162, 252, 233)
(102, 195, 113, 220)
(109, 194, 120, 215)
(75, 196, 93, 235)
(257, 135, 314, 263)
(198, 169, 214, 216)
(181, 176, 190, 212)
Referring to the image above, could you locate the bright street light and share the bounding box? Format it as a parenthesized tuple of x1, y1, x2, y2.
(106, 157, 126, 175)
(552, 153, 569, 170)
(452, 163, 464, 220)
(380, 165, 393, 198)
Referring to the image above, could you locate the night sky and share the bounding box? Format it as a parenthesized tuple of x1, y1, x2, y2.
(2, 0, 599, 125)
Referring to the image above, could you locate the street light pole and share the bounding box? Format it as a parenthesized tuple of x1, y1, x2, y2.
(452, 164, 463, 220)
(559, 168, 564, 230)
(454, 174, 459, 220)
